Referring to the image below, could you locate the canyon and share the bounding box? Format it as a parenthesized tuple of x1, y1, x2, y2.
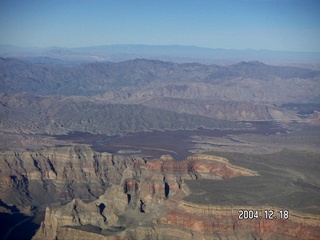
(1, 58, 319, 239)
(0, 146, 319, 239)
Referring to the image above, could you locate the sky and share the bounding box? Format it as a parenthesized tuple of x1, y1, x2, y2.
(0, 0, 319, 52)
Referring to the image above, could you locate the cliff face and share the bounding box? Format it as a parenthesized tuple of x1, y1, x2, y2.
(33, 183, 320, 240)
(33, 191, 320, 240)
(0, 145, 144, 207)
(0, 146, 255, 210)
(1, 146, 319, 239)
(159, 201, 320, 240)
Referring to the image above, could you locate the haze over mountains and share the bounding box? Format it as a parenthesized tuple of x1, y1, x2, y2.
(1, 48, 320, 239)
(1, 44, 320, 66)
(1, 56, 319, 139)
(1, 56, 320, 139)
(2, 57, 319, 99)
(1, 0, 320, 238)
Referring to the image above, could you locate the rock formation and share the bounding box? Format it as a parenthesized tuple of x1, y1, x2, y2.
(1, 145, 319, 239)
(159, 201, 320, 240)
(0, 145, 144, 207)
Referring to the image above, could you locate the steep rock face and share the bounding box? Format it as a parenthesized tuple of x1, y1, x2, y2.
(0, 145, 144, 207)
(30, 150, 278, 240)
(159, 201, 320, 240)
(33, 188, 126, 240)
(34, 182, 320, 240)
(2, 146, 319, 239)
(0, 145, 257, 210)
(139, 154, 257, 185)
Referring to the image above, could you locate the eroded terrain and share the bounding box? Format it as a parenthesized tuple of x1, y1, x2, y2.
(1, 145, 319, 240)
(1, 58, 320, 239)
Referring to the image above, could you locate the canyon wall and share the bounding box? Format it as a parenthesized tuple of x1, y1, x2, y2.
(0, 145, 144, 208)
(159, 201, 320, 240)
(33, 182, 320, 240)
(1, 146, 319, 239)
(0, 147, 257, 210)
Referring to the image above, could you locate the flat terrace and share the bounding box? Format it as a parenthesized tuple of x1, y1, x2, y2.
(184, 149, 320, 215)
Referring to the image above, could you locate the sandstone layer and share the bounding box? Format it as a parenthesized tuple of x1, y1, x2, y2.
(1, 146, 319, 239)
(0, 145, 144, 208)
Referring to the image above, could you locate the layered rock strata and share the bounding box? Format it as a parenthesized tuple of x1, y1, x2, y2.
(159, 201, 320, 240)
(1, 146, 319, 239)
(0, 146, 144, 207)
(32, 151, 260, 240)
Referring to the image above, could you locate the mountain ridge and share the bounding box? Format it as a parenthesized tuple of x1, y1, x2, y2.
(1, 58, 319, 100)
(2, 44, 320, 64)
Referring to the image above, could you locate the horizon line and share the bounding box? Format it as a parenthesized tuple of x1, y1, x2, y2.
(1, 44, 320, 54)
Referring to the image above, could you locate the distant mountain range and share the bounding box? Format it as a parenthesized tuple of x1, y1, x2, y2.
(1, 58, 319, 100)
(1, 44, 320, 65)
(1, 57, 319, 131)
(1, 46, 320, 240)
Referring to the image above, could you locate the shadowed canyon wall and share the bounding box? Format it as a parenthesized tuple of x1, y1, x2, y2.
(0, 146, 319, 239)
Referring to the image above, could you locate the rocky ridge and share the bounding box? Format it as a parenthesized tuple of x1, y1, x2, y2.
(0, 146, 256, 209)
(0, 146, 143, 207)
(0, 146, 314, 240)
(0, 93, 251, 137)
(3, 57, 320, 140)
(1, 58, 320, 104)
(158, 201, 320, 240)
(0, 145, 319, 239)
(141, 97, 298, 121)
(32, 154, 320, 240)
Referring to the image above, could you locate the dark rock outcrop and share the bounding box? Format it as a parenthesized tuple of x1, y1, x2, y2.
(0, 145, 143, 207)
(1, 146, 319, 239)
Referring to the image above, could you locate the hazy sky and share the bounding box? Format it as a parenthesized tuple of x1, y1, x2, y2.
(0, 0, 319, 52)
